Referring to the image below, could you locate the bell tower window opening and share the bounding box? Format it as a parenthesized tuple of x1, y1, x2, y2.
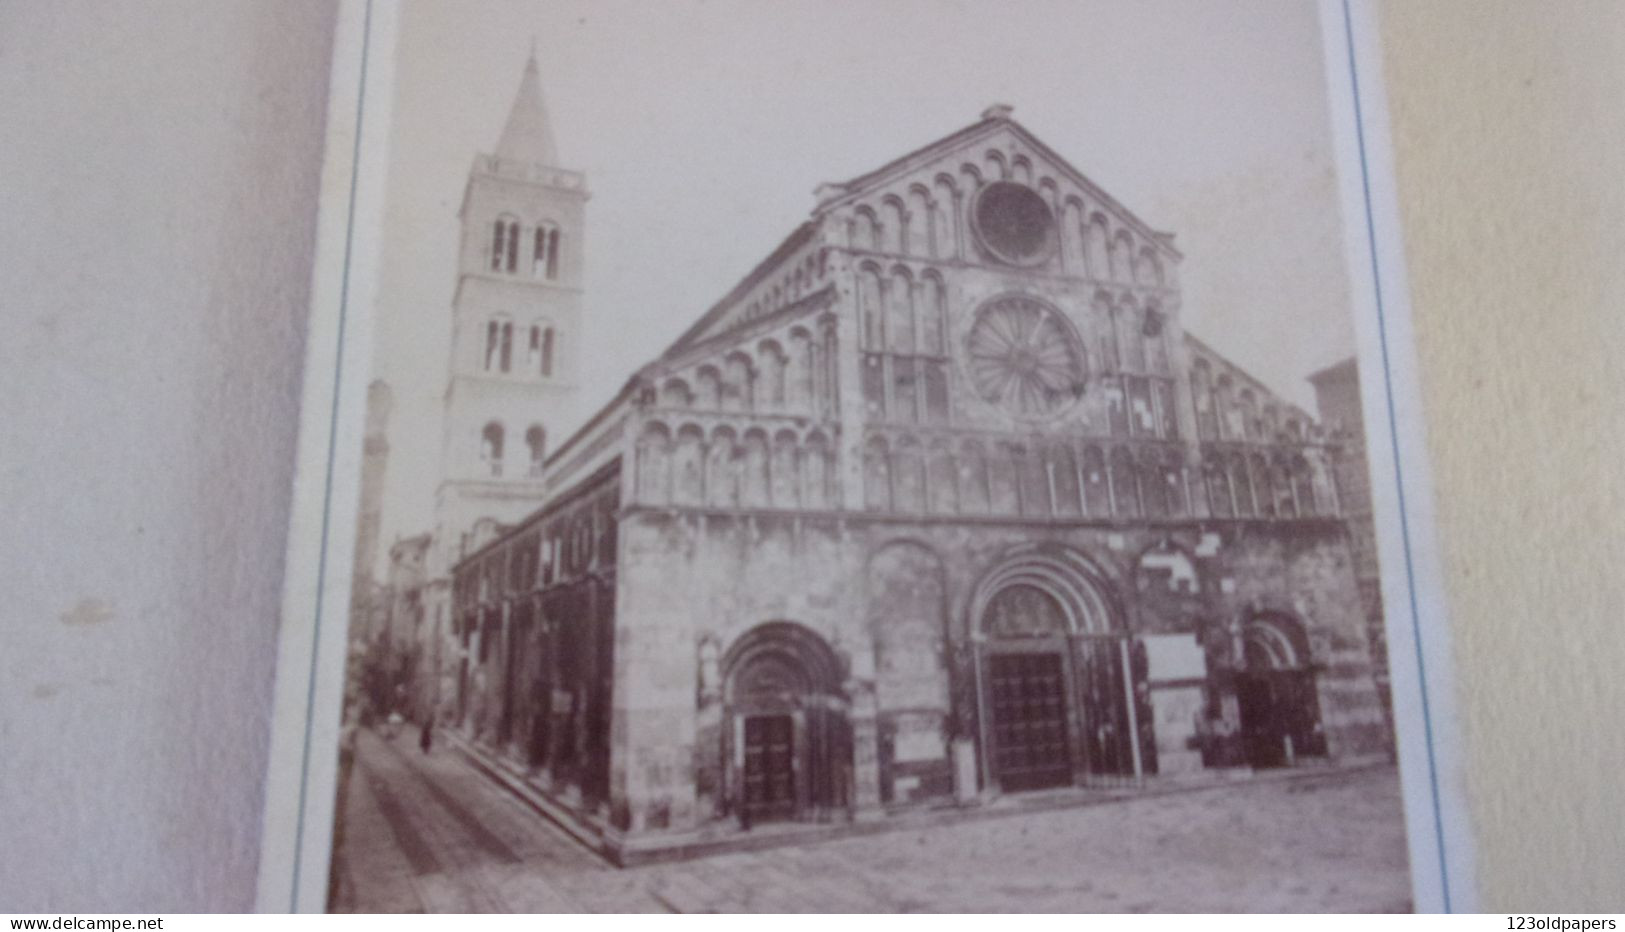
(542, 327, 556, 377)
(481, 422, 505, 478)
(527, 325, 541, 373)
(491, 217, 521, 273)
(485, 320, 501, 371)
(532, 225, 563, 280)
(499, 321, 513, 373)
(525, 425, 546, 477)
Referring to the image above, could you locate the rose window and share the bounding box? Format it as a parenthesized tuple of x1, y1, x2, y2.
(971, 181, 1056, 266)
(966, 296, 1087, 418)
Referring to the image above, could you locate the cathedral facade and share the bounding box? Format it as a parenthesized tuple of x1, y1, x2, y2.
(439, 102, 1390, 858)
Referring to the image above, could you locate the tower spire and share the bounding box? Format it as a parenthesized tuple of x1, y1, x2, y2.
(494, 46, 558, 167)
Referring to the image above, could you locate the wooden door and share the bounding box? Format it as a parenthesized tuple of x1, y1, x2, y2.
(743, 714, 797, 820)
(989, 652, 1072, 791)
(1236, 670, 1325, 767)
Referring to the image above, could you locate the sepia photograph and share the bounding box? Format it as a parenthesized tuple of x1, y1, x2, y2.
(273, 0, 1459, 913)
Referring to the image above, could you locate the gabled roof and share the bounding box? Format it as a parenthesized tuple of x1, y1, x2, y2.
(657, 222, 817, 359)
(815, 106, 1181, 260)
(656, 108, 1185, 362)
(1184, 331, 1316, 423)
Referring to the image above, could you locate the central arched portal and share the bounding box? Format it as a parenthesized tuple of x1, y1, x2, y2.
(973, 554, 1152, 794)
(722, 622, 851, 825)
(981, 585, 1075, 790)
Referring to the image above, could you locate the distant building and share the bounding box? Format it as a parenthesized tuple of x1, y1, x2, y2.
(444, 105, 1392, 858)
(380, 533, 431, 715)
(1309, 357, 1392, 750)
(348, 379, 393, 646)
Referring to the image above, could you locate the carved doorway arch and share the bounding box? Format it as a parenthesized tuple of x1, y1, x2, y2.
(722, 622, 851, 825)
(969, 549, 1152, 794)
(1234, 614, 1326, 767)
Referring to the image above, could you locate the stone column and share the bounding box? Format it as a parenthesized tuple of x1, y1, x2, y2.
(695, 636, 724, 819)
(847, 679, 883, 820)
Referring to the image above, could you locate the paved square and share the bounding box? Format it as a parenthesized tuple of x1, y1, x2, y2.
(332, 729, 1412, 912)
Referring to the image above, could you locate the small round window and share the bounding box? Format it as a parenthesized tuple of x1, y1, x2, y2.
(971, 181, 1056, 266)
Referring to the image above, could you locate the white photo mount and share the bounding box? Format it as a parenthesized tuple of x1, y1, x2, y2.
(256, 0, 1476, 912)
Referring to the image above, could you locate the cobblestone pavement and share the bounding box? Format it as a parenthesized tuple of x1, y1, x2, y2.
(331, 728, 1413, 912)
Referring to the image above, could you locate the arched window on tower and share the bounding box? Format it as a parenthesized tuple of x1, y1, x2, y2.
(525, 425, 546, 478)
(491, 216, 520, 273)
(481, 422, 505, 478)
(532, 226, 550, 278)
(527, 325, 541, 374)
(499, 321, 513, 373)
(547, 228, 561, 280)
(485, 320, 501, 371)
(542, 327, 556, 377)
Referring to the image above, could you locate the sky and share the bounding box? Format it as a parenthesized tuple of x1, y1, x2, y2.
(366, 0, 1358, 566)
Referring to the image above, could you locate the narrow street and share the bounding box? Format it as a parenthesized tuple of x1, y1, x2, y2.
(332, 728, 1413, 913)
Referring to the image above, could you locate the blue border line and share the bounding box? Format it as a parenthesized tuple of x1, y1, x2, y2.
(1340, 0, 1452, 912)
(290, 0, 374, 912)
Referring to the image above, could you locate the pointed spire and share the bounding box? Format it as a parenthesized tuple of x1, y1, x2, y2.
(494, 47, 559, 167)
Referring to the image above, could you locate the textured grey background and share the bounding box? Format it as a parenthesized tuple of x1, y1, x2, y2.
(0, 0, 1620, 913)
(0, 0, 335, 912)
(1381, 0, 1625, 911)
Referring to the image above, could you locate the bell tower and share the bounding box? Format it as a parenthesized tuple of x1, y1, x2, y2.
(434, 50, 587, 568)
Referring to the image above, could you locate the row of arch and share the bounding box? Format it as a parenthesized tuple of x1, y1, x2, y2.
(1190, 357, 1308, 444)
(1200, 450, 1334, 519)
(857, 434, 1337, 521)
(488, 215, 563, 281)
(483, 318, 558, 378)
(634, 422, 837, 511)
(454, 487, 618, 610)
(478, 421, 547, 479)
(692, 610, 1313, 681)
(1095, 293, 1172, 379)
(857, 262, 948, 356)
(655, 324, 838, 418)
(862, 435, 1189, 520)
(842, 151, 1169, 288)
(852, 269, 1172, 381)
(742, 251, 827, 323)
(626, 422, 1340, 520)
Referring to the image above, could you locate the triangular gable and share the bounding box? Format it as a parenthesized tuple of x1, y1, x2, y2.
(655, 110, 1185, 369)
(815, 110, 1180, 260)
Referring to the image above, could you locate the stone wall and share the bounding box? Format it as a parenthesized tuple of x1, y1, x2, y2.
(608, 505, 1385, 836)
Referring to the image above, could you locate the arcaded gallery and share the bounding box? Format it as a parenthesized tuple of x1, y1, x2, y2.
(445, 107, 1391, 858)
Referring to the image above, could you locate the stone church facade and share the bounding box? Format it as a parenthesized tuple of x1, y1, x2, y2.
(441, 103, 1390, 857)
